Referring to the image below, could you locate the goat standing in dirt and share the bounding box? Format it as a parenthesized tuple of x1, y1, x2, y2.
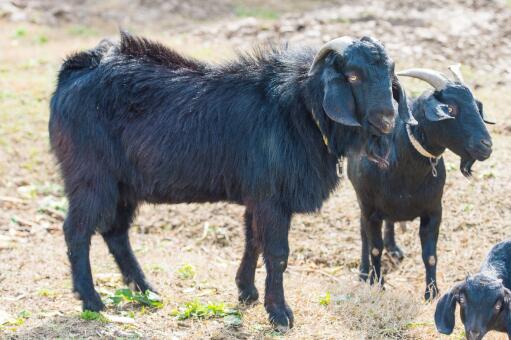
(49, 32, 414, 330)
(347, 66, 493, 300)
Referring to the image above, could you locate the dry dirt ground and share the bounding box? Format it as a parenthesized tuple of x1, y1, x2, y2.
(1, 0, 511, 339)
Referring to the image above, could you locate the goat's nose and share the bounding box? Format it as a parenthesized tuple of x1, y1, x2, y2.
(468, 330, 480, 339)
(381, 116, 395, 134)
(480, 139, 492, 149)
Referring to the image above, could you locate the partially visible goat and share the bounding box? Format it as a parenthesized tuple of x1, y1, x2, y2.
(435, 240, 511, 340)
(347, 65, 493, 300)
(49, 32, 413, 330)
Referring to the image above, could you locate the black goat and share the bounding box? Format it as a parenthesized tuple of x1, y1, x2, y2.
(347, 66, 493, 300)
(435, 240, 511, 340)
(49, 32, 414, 330)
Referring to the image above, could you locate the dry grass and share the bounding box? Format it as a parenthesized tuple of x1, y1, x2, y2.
(329, 282, 422, 339)
(0, 15, 510, 340)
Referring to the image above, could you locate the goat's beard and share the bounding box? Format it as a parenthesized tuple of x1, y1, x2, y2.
(363, 132, 391, 169)
(460, 157, 475, 178)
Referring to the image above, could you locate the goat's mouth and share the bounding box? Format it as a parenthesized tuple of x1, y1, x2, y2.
(460, 157, 476, 178)
(367, 118, 394, 136)
(467, 145, 492, 162)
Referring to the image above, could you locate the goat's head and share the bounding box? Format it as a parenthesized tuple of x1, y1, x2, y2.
(308, 36, 415, 166)
(435, 274, 511, 340)
(398, 66, 493, 177)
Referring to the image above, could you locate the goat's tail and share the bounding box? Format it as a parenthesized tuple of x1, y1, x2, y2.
(57, 39, 115, 84)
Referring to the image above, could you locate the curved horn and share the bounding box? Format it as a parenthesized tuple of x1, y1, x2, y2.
(397, 68, 449, 91)
(308, 36, 354, 76)
(448, 63, 464, 83)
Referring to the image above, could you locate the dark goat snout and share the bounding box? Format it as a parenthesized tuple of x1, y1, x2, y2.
(481, 138, 492, 149)
(468, 138, 493, 161)
(368, 108, 395, 135)
(467, 329, 482, 340)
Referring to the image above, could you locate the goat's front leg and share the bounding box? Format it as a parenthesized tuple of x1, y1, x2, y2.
(253, 200, 293, 332)
(419, 210, 441, 301)
(359, 224, 370, 282)
(362, 214, 384, 286)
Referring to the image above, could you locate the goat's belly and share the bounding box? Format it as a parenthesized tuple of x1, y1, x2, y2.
(376, 194, 428, 222)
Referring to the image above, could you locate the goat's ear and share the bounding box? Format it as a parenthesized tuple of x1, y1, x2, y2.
(434, 286, 460, 335)
(424, 95, 454, 122)
(321, 56, 360, 127)
(503, 288, 511, 332)
(475, 100, 496, 125)
(392, 75, 417, 125)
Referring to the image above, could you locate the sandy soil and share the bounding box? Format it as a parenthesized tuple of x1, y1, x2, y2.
(1, 1, 510, 339)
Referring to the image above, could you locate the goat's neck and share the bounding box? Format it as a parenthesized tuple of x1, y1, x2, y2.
(394, 122, 446, 175)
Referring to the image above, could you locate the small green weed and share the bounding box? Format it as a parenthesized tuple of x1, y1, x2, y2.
(177, 263, 196, 280)
(14, 28, 26, 38)
(319, 292, 331, 306)
(68, 25, 97, 36)
(107, 288, 163, 308)
(171, 299, 241, 321)
(38, 288, 57, 297)
(80, 310, 108, 322)
(36, 34, 49, 44)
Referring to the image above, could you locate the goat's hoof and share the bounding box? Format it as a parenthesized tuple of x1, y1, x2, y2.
(127, 280, 158, 294)
(358, 271, 369, 282)
(385, 246, 405, 262)
(82, 292, 105, 312)
(424, 286, 439, 302)
(267, 303, 294, 332)
(238, 286, 259, 304)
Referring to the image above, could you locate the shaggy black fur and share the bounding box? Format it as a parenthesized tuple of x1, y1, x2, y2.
(435, 240, 511, 340)
(49, 32, 409, 329)
(347, 79, 492, 301)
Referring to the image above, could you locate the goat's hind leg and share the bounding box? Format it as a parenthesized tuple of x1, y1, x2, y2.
(101, 201, 155, 293)
(236, 209, 261, 304)
(383, 220, 405, 262)
(65, 184, 118, 311)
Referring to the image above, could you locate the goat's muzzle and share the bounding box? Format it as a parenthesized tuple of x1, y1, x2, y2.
(367, 109, 396, 136)
(468, 138, 493, 162)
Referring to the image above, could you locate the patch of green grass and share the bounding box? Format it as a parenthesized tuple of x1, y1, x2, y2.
(14, 27, 27, 38)
(68, 25, 97, 37)
(80, 310, 108, 322)
(177, 263, 196, 280)
(405, 321, 432, 329)
(107, 288, 163, 308)
(319, 292, 331, 306)
(17, 310, 31, 319)
(171, 299, 241, 321)
(36, 34, 49, 45)
(234, 5, 280, 20)
(0, 311, 30, 328)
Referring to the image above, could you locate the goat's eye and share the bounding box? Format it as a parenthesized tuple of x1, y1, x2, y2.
(347, 74, 359, 83)
(447, 105, 457, 116)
